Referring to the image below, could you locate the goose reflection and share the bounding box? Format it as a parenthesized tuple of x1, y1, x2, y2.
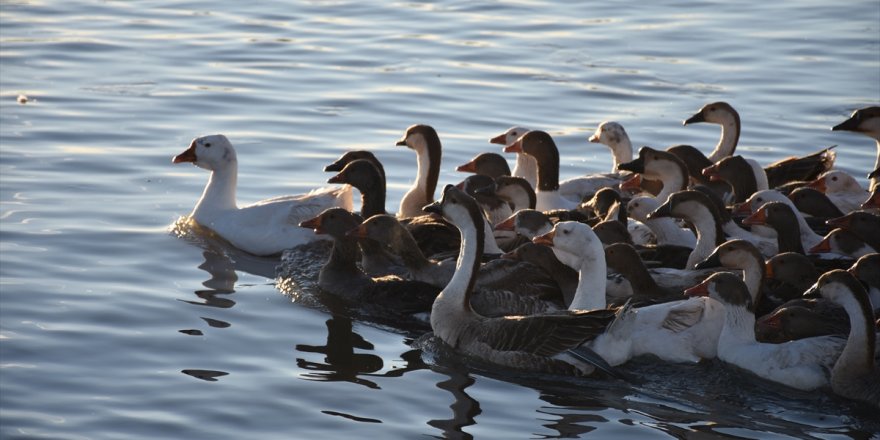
(296, 314, 385, 389)
(427, 368, 481, 440)
(178, 249, 238, 309)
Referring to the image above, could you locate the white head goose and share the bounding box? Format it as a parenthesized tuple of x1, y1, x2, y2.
(618, 146, 689, 202)
(701, 155, 769, 204)
(647, 190, 726, 269)
(172, 134, 353, 256)
(808, 170, 868, 213)
(627, 196, 696, 248)
(686, 272, 846, 390)
(491, 126, 536, 188)
(849, 253, 880, 310)
(423, 185, 616, 376)
(739, 189, 824, 250)
(806, 270, 880, 407)
(809, 228, 877, 259)
(833, 106, 880, 190)
(533, 221, 608, 311)
(396, 124, 442, 219)
(493, 176, 536, 212)
(456, 152, 511, 179)
(298, 208, 437, 314)
(588, 121, 635, 171)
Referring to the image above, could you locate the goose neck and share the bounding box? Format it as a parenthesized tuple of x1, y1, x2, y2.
(609, 138, 633, 171)
(513, 153, 538, 189)
(193, 166, 238, 217)
(834, 294, 876, 376)
(709, 113, 740, 162)
(568, 248, 608, 311)
(720, 303, 756, 343)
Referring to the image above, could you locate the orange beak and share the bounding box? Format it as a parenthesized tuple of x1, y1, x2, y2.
(588, 133, 600, 143)
(807, 177, 827, 193)
(456, 160, 478, 173)
(732, 201, 752, 215)
(808, 236, 833, 254)
(299, 215, 324, 234)
(489, 133, 507, 145)
(533, 230, 556, 246)
(765, 263, 775, 280)
(620, 174, 642, 193)
(172, 140, 198, 164)
(504, 139, 523, 153)
(684, 280, 710, 297)
(742, 208, 767, 226)
(495, 216, 516, 231)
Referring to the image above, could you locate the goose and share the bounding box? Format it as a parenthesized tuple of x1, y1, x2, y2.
(536, 222, 725, 364)
(627, 196, 696, 248)
(592, 220, 633, 247)
(755, 302, 850, 344)
(501, 243, 579, 308)
(694, 239, 766, 309)
(423, 185, 616, 376)
(832, 106, 880, 190)
(701, 155, 769, 204)
(787, 187, 844, 220)
(456, 175, 511, 253)
(493, 176, 536, 211)
(587, 121, 635, 171)
(685, 272, 846, 390)
(347, 214, 563, 316)
(763, 251, 822, 305)
(618, 146, 689, 203)
(742, 202, 806, 254)
(396, 124, 442, 218)
(491, 126, 536, 189)
(647, 190, 726, 269)
(849, 253, 880, 309)
(504, 131, 580, 210)
(603, 243, 685, 305)
(739, 189, 825, 250)
(826, 212, 880, 253)
(456, 152, 511, 179)
(298, 208, 437, 314)
(807, 270, 880, 407)
(809, 228, 877, 259)
(327, 158, 388, 218)
(172, 134, 353, 256)
(808, 170, 868, 213)
(692, 184, 779, 254)
(324, 150, 386, 181)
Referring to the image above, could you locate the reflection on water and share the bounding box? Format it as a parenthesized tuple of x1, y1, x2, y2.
(428, 368, 481, 440)
(296, 314, 385, 389)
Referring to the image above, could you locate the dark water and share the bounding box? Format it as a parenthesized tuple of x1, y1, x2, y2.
(2, 1, 879, 438)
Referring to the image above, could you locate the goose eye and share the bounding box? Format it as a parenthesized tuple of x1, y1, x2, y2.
(204, 143, 212, 148)
(831, 176, 838, 181)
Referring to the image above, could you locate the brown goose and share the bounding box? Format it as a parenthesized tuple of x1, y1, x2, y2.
(808, 270, 880, 408)
(423, 185, 616, 376)
(456, 152, 511, 179)
(832, 106, 880, 190)
(826, 211, 880, 252)
(849, 253, 880, 310)
(618, 146, 689, 202)
(501, 243, 579, 308)
(327, 158, 388, 218)
(494, 176, 536, 212)
(788, 187, 844, 221)
(647, 190, 726, 269)
(396, 124, 442, 218)
(324, 150, 386, 181)
(809, 228, 877, 259)
(743, 202, 806, 254)
(701, 155, 767, 204)
(603, 242, 684, 305)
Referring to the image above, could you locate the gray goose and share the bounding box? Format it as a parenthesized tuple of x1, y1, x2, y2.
(647, 190, 726, 269)
(826, 211, 880, 252)
(832, 106, 880, 190)
(423, 185, 616, 376)
(396, 124, 442, 218)
(456, 152, 511, 179)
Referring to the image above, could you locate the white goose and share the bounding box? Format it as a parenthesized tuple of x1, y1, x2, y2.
(807, 170, 869, 214)
(172, 134, 352, 256)
(687, 272, 845, 390)
(627, 196, 696, 248)
(491, 126, 536, 189)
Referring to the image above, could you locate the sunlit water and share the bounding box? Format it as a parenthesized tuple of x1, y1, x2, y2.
(2, 1, 879, 438)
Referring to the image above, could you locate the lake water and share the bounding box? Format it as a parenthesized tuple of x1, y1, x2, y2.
(2, 1, 879, 438)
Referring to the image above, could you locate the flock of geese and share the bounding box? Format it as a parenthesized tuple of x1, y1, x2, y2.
(172, 103, 880, 408)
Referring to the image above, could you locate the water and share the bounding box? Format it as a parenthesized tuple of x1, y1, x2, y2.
(1, 0, 879, 438)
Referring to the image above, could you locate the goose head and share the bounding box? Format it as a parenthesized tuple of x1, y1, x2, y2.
(849, 253, 880, 292)
(695, 239, 763, 272)
(604, 242, 642, 273)
(685, 271, 752, 309)
(737, 189, 789, 215)
(495, 209, 552, 239)
(490, 126, 530, 147)
(742, 201, 796, 228)
(787, 187, 844, 218)
(592, 220, 633, 246)
(809, 228, 874, 257)
(765, 252, 819, 290)
(456, 152, 511, 179)
(808, 170, 863, 194)
(324, 150, 385, 179)
(583, 188, 622, 219)
(505, 130, 559, 191)
(172, 134, 237, 171)
(618, 146, 688, 194)
(422, 185, 483, 233)
(346, 214, 402, 244)
(832, 106, 880, 140)
(494, 176, 536, 210)
(805, 270, 871, 315)
(533, 220, 604, 270)
(327, 158, 383, 192)
(826, 211, 880, 234)
(683, 101, 739, 126)
(589, 121, 633, 166)
(626, 196, 661, 223)
(299, 207, 362, 239)
(646, 190, 716, 222)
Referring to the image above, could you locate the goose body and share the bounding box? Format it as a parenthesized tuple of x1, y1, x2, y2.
(742, 189, 824, 250)
(832, 106, 880, 191)
(172, 134, 353, 256)
(627, 196, 696, 248)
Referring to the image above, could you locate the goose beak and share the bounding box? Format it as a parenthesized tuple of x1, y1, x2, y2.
(504, 139, 523, 153)
(765, 263, 775, 280)
(299, 216, 323, 233)
(532, 230, 556, 246)
(620, 174, 642, 193)
(456, 160, 477, 173)
(831, 116, 860, 132)
(495, 216, 516, 231)
(646, 201, 672, 220)
(395, 137, 407, 147)
(825, 215, 849, 229)
(588, 133, 600, 143)
(323, 160, 344, 172)
(327, 172, 345, 184)
(807, 177, 827, 193)
(489, 133, 507, 145)
(802, 282, 821, 299)
(695, 250, 722, 270)
(868, 168, 879, 180)
(808, 236, 832, 254)
(172, 140, 198, 164)
(732, 201, 752, 215)
(742, 208, 767, 226)
(683, 111, 705, 126)
(345, 224, 369, 239)
(617, 156, 644, 173)
(701, 164, 722, 182)
(422, 200, 443, 215)
(684, 280, 710, 297)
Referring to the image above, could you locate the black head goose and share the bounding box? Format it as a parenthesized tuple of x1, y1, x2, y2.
(618, 146, 689, 202)
(832, 106, 880, 190)
(396, 124, 442, 218)
(327, 158, 387, 218)
(491, 126, 536, 189)
(603, 243, 683, 304)
(849, 253, 880, 310)
(686, 272, 846, 390)
(739, 189, 825, 250)
(505, 131, 580, 210)
(695, 239, 765, 310)
(826, 211, 880, 252)
(808, 170, 868, 213)
(493, 176, 536, 211)
(742, 202, 806, 254)
(172, 134, 352, 256)
(298, 208, 437, 314)
(806, 270, 880, 408)
(701, 155, 766, 204)
(456, 152, 511, 179)
(324, 150, 386, 182)
(647, 190, 725, 269)
(788, 187, 844, 219)
(809, 228, 877, 259)
(422, 185, 616, 376)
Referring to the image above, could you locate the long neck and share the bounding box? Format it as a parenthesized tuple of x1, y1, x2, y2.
(440, 215, 484, 315)
(720, 304, 756, 343)
(774, 219, 805, 254)
(359, 185, 387, 218)
(322, 238, 364, 281)
(193, 164, 238, 216)
(482, 218, 503, 254)
(646, 217, 687, 245)
(654, 163, 687, 202)
(687, 208, 723, 269)
(740, 260, 764, 304)
(871, 140, 880, 190)
(513, 154, 538, 189)
(568, 246, 608, 311)
(399, 143, 436, 217)
(728, 161, 757, 204)
(833, 294, 875, 378)
(618, 257, 659, 294)
(608, 137, 633, 171)
(708, 113, 740, 162)
(534, 152, 560, 192)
